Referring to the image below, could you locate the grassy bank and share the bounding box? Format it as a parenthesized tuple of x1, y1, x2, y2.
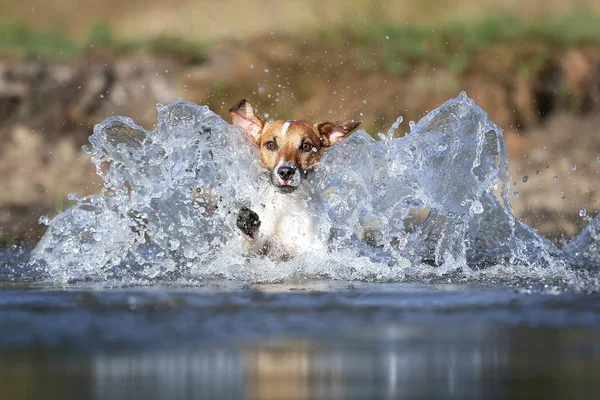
(332, 13, 600, 74)
(0, 21, 207, 63)
(1, 12, 599, 75)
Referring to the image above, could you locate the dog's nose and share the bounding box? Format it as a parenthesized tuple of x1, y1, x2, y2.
(277, 165, 296, 180)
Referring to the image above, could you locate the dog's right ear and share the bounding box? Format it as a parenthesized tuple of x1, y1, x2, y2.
(229, 99, 265, 144)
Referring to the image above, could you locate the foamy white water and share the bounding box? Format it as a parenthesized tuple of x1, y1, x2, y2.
(30, 93, 599, 288)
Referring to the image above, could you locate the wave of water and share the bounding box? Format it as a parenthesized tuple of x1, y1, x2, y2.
(29, 92, 599, 289)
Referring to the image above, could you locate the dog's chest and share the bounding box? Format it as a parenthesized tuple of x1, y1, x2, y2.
(253, 188, 322, 254)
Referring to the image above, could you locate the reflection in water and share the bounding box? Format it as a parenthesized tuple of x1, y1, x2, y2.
(92, 349, 243, 399)
(19, 325, 586, 400)
(2, 285, 600, 399)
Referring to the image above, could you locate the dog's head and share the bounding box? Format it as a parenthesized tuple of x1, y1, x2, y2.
(230, 99, 361, 193)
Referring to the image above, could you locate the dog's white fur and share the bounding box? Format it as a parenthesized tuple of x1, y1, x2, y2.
(243, 183, 325, 258)
(280, 120, 293, 137)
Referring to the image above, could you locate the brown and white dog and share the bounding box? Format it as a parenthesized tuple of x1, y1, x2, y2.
(230, 99, 361, 258)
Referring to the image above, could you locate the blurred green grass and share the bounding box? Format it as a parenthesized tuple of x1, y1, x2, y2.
(0, 21, 207, 63)
(0, 23, 78, 57)
(338, 12, 600, 74)
(1, 12, 598, 75)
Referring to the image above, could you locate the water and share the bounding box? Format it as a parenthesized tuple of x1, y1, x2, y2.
(25, 92, 599, 286)
(1, 92, 599, 398)
(1, 282, 599, 399)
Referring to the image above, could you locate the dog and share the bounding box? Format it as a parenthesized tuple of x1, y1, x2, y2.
(229, 99, 361, 258)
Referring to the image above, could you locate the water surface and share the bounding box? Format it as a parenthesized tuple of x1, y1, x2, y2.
(1, 279, 599, 399)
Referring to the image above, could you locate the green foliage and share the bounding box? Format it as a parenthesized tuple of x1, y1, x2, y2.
(0, 22, 78, 58)
(87, 21, 114, 47)
(0, 12, 597, 70)
(0, 20, 207, 63)
(342, 12, 600, 75)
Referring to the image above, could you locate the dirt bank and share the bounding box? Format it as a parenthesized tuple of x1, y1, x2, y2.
(1, 40, 599, 244)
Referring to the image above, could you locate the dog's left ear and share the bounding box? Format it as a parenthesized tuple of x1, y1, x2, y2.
(316, 120, 361, 147)
(229, 99, 265, 144)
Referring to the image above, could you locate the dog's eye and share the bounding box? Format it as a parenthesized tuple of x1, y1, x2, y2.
(301, 142, 314, 152)
(265, 141, 277, 151)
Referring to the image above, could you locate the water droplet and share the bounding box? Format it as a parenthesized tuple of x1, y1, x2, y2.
(258, 86, 265, 93)
(545, 164, 549, 169)
(169, 239, 180, 250)
(408, 121, 415, 130)
(81, 144, 91, 154)
(513, 191, 520, 197)
(38, 215, 50, 225)
(264, 68, 269, 73)
(522, 175, 529, 183)
(386, 116, 403, 140)
(385, 35, 390, 40)
(553, 176, 558, 182)
(597, 155, 600, 163)
(249, 64, 254, 69)
(579, 208, 587, 217)
(535, 170, 540, 175)
(470, 200, 484, 214)
(571, 164, 577, 171)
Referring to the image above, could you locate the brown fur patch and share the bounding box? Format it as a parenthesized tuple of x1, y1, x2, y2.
(258, 120, 324, 173)
(230, 100, 361, 177)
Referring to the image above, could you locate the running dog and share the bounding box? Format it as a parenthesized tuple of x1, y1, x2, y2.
(230, 99, 361, 258)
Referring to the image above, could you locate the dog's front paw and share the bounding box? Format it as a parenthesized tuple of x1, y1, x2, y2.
(237, 207, 261, 241)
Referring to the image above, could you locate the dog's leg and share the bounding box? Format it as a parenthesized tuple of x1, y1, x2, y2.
(237, 207, 261, 241)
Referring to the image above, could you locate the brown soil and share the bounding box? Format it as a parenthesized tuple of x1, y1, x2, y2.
(1, 39, 599, 245)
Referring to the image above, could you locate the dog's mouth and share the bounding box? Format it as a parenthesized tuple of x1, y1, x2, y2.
(270, 175, 300, 193)
(275, 184, 297, 193)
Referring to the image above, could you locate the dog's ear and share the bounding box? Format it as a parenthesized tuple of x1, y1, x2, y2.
(316, 120, 361, 147)
(229, 99, 265, 143)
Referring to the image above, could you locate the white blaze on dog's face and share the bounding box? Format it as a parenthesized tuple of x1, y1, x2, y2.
(230, 99, 361, 193)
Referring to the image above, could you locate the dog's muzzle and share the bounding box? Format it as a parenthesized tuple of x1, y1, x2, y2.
(277, 165, 296, 181)
(271, 162, 304, 192)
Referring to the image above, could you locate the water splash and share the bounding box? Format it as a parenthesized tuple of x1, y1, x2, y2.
(31, 93, 599, 287)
